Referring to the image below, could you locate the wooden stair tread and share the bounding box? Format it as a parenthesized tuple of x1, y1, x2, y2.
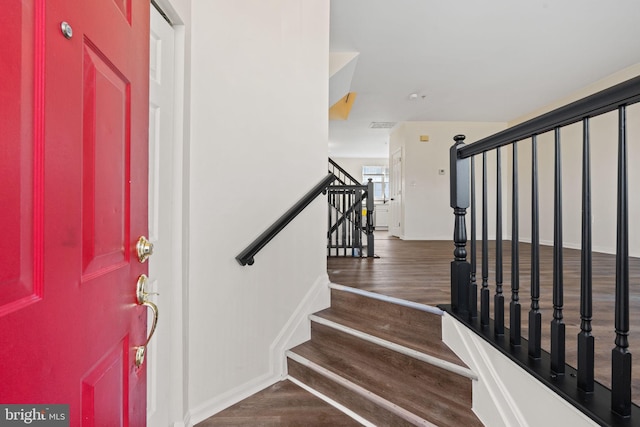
(288, 323, 482, 427)
(315, 306, 468, 370)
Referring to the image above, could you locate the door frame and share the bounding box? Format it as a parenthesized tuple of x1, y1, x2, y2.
(389, 148, 403, 238)
(146, 1, 189, 426)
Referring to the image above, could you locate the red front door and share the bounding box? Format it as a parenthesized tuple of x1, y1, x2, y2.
(0, 1, 150, 425)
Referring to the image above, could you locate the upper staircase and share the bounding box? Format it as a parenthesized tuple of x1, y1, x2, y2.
(327, 158, 375, 258)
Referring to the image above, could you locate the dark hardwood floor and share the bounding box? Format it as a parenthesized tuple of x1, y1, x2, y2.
(328, 231, 640, 406)
(197, 380, 361, 426)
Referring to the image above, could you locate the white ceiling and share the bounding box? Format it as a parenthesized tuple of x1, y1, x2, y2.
(328, 0, 640, 158)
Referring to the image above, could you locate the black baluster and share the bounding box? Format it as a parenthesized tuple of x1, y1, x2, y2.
(349, 190, 354, 254)
(495, 148, 504, 336)
(346, 191, 349, 252)
(511, 142, 521, 346)
(336, 190, 340, 257)
(329, 191, 334, 256)
(529, 135, 542, 360)
(350, 190, 355, 254)
(450, 135, 471, 317)
(327, 190, 331, 256)
(346, 190, 349, 255)
(612, 105, 631, 417)
(334, 192, 339, 256)
(481, 152, 490, 327)
(551, 127, 565, 375)
(578, 118, 594, 393)
(341, 190, 347, 256)
(470, 157, 478, 319)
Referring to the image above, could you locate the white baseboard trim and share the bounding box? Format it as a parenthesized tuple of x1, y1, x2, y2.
(441, 313, 598, 427)
(188, 372, 278, 426)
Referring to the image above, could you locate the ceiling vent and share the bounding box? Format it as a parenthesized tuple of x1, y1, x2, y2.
(369, 122, 396, 129)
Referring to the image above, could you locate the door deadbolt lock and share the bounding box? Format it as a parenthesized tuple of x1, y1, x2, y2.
(136, 236, 154, 263)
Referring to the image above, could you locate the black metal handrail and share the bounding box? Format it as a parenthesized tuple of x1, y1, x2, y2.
(236, 173, 336, 266)
(446, 75, 640, 425)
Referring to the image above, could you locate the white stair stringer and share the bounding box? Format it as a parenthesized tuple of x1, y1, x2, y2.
(441, 312, 598, 427)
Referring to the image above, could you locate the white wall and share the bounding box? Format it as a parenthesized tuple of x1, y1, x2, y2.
(389, 121, 507, 240)
(187, 0, 329, 423)
(388, 64, 640, 252)
(509, 64, 640, 255)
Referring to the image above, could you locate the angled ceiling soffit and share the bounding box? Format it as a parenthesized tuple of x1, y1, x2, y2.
(329, 52, 359, 107)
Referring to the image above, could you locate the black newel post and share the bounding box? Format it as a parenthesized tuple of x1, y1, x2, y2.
(450, 135, 471, 317)
(366, 178, 375, 257)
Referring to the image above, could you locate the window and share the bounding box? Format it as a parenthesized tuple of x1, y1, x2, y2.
(362, 165, 389, 201)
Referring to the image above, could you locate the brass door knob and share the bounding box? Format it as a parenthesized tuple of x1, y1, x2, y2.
(135, 274, 159, 367)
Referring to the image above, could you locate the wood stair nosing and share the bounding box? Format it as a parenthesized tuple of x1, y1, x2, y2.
(288, 323, 482, 426)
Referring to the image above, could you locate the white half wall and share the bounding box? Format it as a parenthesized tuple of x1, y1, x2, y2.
(187, 0, 329, 422)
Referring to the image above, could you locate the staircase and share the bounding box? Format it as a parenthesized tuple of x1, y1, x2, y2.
(286, 285, 483, 426)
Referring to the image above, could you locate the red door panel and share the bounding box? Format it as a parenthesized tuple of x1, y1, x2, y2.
(82, 340, 128, 427)
(81, 42, 130, 278)
(0, 1, 149, 426)
(0, 0, 40, 316)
